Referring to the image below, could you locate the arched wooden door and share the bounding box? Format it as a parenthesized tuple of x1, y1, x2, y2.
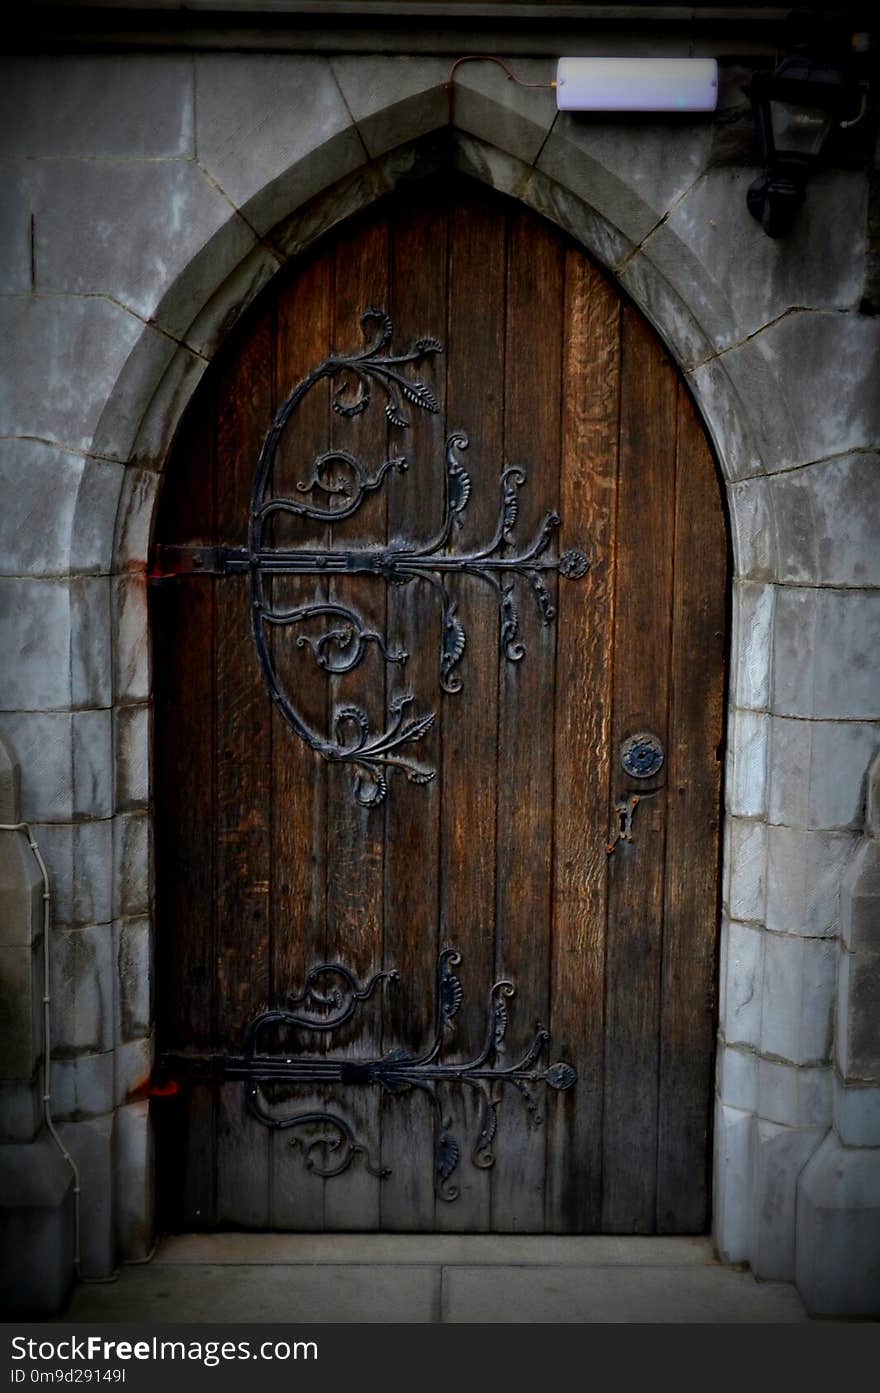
(151, 178, 728, 1235)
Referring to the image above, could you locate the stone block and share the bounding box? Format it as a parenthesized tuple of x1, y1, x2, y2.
(718, 312, 880, 476)
(756, 1059, 832, 1129)
(116, 917, 151, 1043)
(184, 243, 282, 360)
(114, 469, 159, 574)
(730, 582, 773, 712)
(766, 824, 856, 937)
(833, 1076, 880, 1148)
(0, 441, 120, 587)
(129, 344, 209, 476)
(89, 321, 202, 468)
(113, 813, 151, 921)
(0, 944, 41, 1080)
(57, 1112, 115, 1278)
(71, 457, 126, 576)
(0, 713, 73, 822)
(32, 819, 113, 929)
(50, 926, 114, 1057)
(841, 840, 880, 954)
(72, 710, 113, 821)
(114, 1100, 154, 1261)
(618, 252, 715, 372)
(725, 817, 767, 924)
(0, 735, 18, 824)
(0, 295, 143, 456)
(836, 947, 880, 1082)
(0, 818, 42, 954)
(112, 575, 149, 704)
(769, 453, 880, 588)
(750, 1117, 825, 1280)
(537, 116, 713, 245)
(867, 750, 880, 835)
(114, 1035, 153, 1106)
(760, 934, 835, 1066)
(0, 1132, 75, 1314)
(721, 919, 764, 1049)
(195, 55, 363, 236)
(0, 439, 87, 577)
(688, 351, 764, 481)
(50, 1051, 113, 1122)
(638, 169, 864, 354)
(0, 56, 193, 158)
(769, 717, 880, 833)
(0, 710, 109, 824)
(773, 588, 880, 721)
(451, 57, 558, 165)
(796, 1132, 880, 1316)
(0, 713, 110, 819)
(712, 1101, 753, 1264)
(35, 160, 255, 340)
(726, 710, 768, 819)
(0, 161, 31, 293)
(717, 1043, 758, 1112)
(728, 476, 777, 582)
(330, 55, 448, 158)
(70, 577, 112, 710)
(451, 135, 531, 202)
(0, 579, 73, 711)
(114, 705, 149, 813)
(0, 1079, 41, 1145)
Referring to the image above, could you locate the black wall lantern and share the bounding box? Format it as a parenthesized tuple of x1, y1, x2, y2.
(745, 54, 867, 237)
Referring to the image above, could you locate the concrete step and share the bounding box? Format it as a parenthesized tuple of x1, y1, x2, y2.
(65, 1234, 810, 1323)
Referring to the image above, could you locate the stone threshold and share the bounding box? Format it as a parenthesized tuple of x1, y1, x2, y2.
(152, 1232, 719, 1268)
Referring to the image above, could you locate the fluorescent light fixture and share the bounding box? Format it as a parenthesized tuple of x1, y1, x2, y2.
(555, 58, 719, 112)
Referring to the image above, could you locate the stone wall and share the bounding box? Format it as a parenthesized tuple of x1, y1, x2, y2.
(0, 42, 878, 1312)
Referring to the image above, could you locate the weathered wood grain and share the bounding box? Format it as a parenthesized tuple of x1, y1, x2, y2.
(601, 308, 678, 1232)
(546, 253, 620, 1233)
(656, 383, 727, 1232)
(213, 307, 275, 1224)
(491, 210, 564, 1233)
(321, 216, 390, 1231)
(380, 194, 448, 1230)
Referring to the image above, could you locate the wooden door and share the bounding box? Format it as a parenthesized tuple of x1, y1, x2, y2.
(151, 179, 728, 1235)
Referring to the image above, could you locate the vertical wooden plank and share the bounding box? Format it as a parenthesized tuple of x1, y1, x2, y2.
(656, 384, 727, 1232)
(435, 194, 506, 1233)
(152, 374, 218, 1229)
(545, 253, 620, 1233)
(213, 308, 275, 1225)
(322, 216, 390, 1230)
(380, 194, 447, 1230)
(268, 251, 334, 1229)
(601, 307, 677, 1233)
(490, 209, 564, 1234)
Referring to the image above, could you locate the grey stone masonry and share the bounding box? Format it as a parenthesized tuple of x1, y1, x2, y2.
(0, 45, 877, 1314)
(0, 734, 75, 1313)
(795, 751, 880, 1316)
(0, 736, 43, 1134)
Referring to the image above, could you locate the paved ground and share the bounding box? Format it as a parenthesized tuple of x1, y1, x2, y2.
(66, 1235, 809, 1323)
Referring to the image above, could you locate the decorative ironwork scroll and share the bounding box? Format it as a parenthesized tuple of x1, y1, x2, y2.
(161, 310, 591, 806)
(161, 951, 577, 1200)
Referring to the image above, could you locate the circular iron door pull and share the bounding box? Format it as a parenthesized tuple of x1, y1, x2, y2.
(621, 732, 664, 779)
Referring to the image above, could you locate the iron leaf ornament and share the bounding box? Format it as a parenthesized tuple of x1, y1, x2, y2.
(234, 309, 590, 806)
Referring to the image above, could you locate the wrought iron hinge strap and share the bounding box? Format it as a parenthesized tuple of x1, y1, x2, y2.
(150, 309, 590, 807)
(156, 950, 577, 1201)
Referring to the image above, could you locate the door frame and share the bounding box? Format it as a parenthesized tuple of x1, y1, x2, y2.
(106, 127, 751, 1259)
